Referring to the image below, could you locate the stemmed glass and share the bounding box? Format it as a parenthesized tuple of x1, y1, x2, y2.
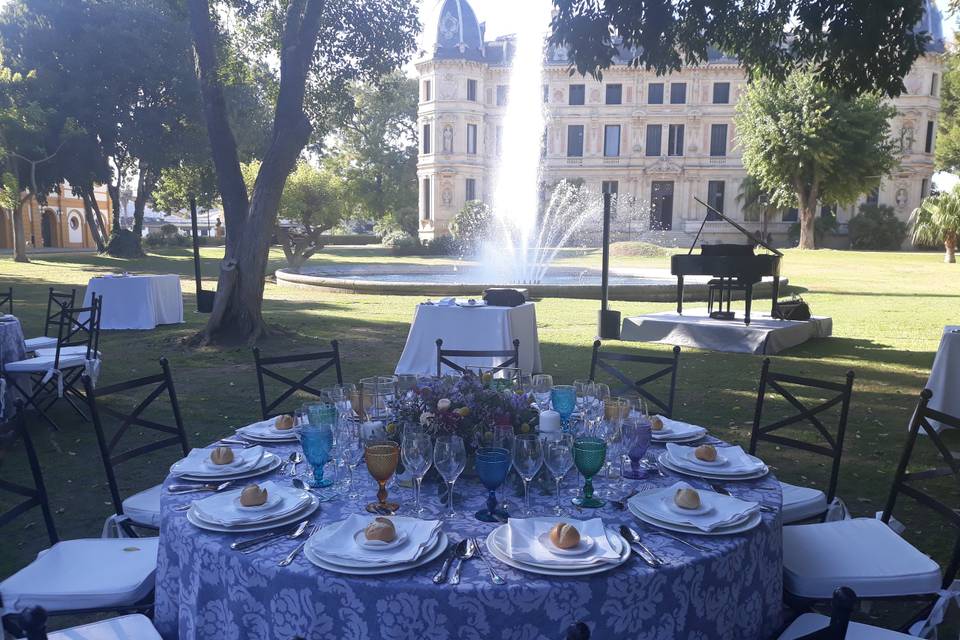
(573, 379, 593, 415)
(364, 440, 400, 514)
(544, 434, 574, 516)
(433, 435, 466, 519)
(475, 446, 511, 522)
(336, 418, 365, 498)
(572, 436, 607, 508)
(600, 399, 627, 496)
(395, 374, 419, 400)
(512, 433, 543, 517)
(532, 374, 553, 409)
(621, 415, 652, 480)
(401, 428, 433, 516)
(296, 422, 334, 488)
(550, 385, 576, 430)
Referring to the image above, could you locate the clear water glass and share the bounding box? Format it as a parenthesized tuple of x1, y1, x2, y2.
(336, 418, 364, 498)
(544, 433, 574, 516)
(532, 374, 553, 409)
(512, 433, 543, 517)
(573, 379, 593, 414)
(433, 435, 466, 518)
(402, 430, 433, 516)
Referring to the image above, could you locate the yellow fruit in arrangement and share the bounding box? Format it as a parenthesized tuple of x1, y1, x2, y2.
(481, 372, 493, 384)
(456, 407, 471, 417)
(386, 422, 397, 435)
(519, 423, 531, 433)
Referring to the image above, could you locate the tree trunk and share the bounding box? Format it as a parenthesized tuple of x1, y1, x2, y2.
(10, 204, 28, 263)
(797, 204, 817, 250)
(108, 181, 121, 237)
(946, 233, 957, 264)
(80, 190, 107, 252)
(132, 165, 152, 240)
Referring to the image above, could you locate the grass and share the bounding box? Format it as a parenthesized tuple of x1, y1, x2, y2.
(0, 244, 958, 630)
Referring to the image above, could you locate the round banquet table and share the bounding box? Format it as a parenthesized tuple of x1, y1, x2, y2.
(155, 439, 783, 640)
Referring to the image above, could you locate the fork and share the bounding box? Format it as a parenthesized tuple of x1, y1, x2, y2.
(278, 524, 319, 566)
(472, 537, 505, 585)
(710, 483, 776, 513)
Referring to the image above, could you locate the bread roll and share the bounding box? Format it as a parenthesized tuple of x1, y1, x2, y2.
(549, 522, 581, 549)
(694, 444, 717, 462)
(674, 487, 702, 510)
(275, 414, 295, 430)
(650, 416, 664, 431)
(240, 484, 268, 507)
(209, 446, 234, 465)
(364, 517, 397, 542)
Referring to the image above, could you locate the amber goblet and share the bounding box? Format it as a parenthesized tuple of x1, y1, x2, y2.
(365, 440, 400, 514)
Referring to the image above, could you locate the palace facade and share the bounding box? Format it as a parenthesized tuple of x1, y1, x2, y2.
(0, 184, 111, 250)
(415, 0, 946, 246)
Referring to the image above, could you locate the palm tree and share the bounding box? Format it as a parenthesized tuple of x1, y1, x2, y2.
(910, 186, 960, 263)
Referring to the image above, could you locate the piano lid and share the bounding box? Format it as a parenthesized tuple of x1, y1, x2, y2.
(690, 197, 784, 258)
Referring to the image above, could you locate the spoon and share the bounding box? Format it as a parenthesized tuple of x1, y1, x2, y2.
(232, 519, 310, 553)
(619, 524, 666, 567)
(290, 478, 337, 502)
(449, 538, 476, 585)
(287, 452, 304, 476)
(278, 523, 319, 567)
(167, 481, 232, 495)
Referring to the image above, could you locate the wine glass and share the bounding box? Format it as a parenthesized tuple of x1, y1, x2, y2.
(532, 374, 553, 409)
(401, 429, 433, 516)
(475, 447, 511, 522)
(515, 374, 533, 395)
(550, 385, 576, 429)
(573, 379, 593, 414)
(336, 418, 365, 498)
(296, 423, 334, 488)
(599, 403, 626, 496)
(364, 440, 400, 514)
(544, 433, 574, 516)
(433, 435, 466, 518)
(572, 436, 607, 508)
(622, 415, 652, 480)
(305, 401, 337, 427)
(512, 433, 543, 517)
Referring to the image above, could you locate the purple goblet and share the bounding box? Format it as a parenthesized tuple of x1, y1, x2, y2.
(622, 417, 651, 479)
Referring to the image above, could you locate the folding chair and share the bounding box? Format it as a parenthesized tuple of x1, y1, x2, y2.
(253, 341, 343, 419)
(24, 288, 76, 352)
(435, 338, 520, 377)
(83, 357, 188, 535)
(0, 405, 158, 630)
(749, 359, 855, 524)
(782, 389, 960, 636)
(0, 286, 12, 315)
(777, 587, 921, 639)
(588, 340, 680, 418)
(4, 606, 161, 640)
(35, 292, 103, 360)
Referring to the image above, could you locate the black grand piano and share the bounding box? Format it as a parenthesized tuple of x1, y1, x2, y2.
(671, 197, 783, 326)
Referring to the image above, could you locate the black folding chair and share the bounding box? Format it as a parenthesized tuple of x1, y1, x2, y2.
(0, 286, 13, 315)
(790, 587, 857, 640)
(748, 359, 854, 523)
(588, 340, 680, 417)
(253, 341, 343, 419)
(83, 357, 188, 535)
(435, 338, 520, 377)
(24, 288, 76, 352)
(0, 403, 57, 545)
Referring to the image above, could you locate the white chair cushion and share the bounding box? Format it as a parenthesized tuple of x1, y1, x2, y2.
(4, 354, 88, 373)
(121, 484, 162, 529)
(22, 614, 163, 640)
(783, 518, 942, 598)
(23, 336, 57, 351)
(778, 613, 921, 639)
(34, 347, 101, 359)
(0, 538, 158, 614)
(780, 481, 828, 524)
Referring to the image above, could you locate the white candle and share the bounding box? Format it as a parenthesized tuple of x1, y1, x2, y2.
(539, 410, 561, 436)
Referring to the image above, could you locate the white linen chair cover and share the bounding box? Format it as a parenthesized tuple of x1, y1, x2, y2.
(119, 484, 163, 530)
(777, 613, 921, 639)
(35, 347, 101, 359)
(0, 538, 158, 614)
(780, 481, 828, 524)
(23, 336, 57, 352)
(783, 518, 942, 599)
(18, 614, 162, 640)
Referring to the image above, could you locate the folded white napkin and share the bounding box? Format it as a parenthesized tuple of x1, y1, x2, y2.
(193, 481, 310, 526)
(171, 446, 266, 477)
(629, 481, 759, 532)
(309, 514, 440, 565)
(236, 416, 293, 440)
(506, 517, 620, 566)
(665, 443, 765, 475)
(651, 416, 708, 440)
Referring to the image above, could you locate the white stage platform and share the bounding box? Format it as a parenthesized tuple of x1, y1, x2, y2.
(620, 309, 833, 355)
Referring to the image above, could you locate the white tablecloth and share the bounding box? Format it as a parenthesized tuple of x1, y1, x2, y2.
(83, 275, 184, 330)
(395, 302, 542, 376)
(926, 325, 960, 432)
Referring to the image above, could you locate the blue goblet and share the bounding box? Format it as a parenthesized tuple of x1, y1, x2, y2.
(551, 385, 576, 429)
(305, 401, 337, 427)
(622, 417, 652, 480)
(297, 424, 334, 488)
(475, 447, 511, 522)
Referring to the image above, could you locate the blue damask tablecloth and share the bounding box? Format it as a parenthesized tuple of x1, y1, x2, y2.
(155, 440, 783, 640)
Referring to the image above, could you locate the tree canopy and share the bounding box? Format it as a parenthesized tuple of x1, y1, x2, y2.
(549, 0, 932, 98)
(936, 32, 960, 174)
(735, 69, 899, 249)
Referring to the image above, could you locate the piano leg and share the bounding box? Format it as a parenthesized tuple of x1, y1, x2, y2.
(744, 284, 753, 325)
(771, 276, 781, 317)
(676, 276, 684, 315)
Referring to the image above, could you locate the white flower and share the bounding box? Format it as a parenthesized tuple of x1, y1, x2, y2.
(437, 398, 452, 412)
(420, 411, 435, 425)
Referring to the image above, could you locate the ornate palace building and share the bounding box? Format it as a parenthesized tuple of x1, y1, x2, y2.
(0, 184, 111, 250)
(415, 0, 946, 245)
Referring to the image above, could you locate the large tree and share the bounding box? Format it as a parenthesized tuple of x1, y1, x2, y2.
(549, 0, 930, 98)
(936, 33, 960, 174)
(735, 70, 899, 249)
(184, 0, 418, 344)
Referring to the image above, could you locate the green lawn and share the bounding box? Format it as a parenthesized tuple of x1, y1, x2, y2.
(0, 244, 958, 630)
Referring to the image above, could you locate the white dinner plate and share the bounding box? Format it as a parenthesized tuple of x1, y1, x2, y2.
(536, 532, 596, 557)
(175, 453, 283, 482)
(307, 528, 441, 569)
(658, 452, 768, 481)
(185, 493, 319, 533)
(629, 501, 763, 536)
(651, 431, 706, 443)
(485, 526, 629, 576)
(305, 531, 448, 575)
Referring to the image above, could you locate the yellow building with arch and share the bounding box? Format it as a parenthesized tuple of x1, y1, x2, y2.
(0, 184, 111, 250)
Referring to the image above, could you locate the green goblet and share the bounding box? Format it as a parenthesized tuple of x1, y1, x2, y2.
(572, 436, 607, 508)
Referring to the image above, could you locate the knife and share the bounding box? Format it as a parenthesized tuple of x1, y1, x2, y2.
(231, 522, 303, 551)
(432, 541, 459, 584)
(710, 483, 775, 513)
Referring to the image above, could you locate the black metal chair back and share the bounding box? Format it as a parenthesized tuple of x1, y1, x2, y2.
(2, 605, 49, 640)
(253, 342, 343, 419)
(0, 403, 57, 546)
(794, 587, 857, 640)
(40, 288, 77, 339)
(882, 389, 960, 589)
(53, 294, 102, 360)
(436, 338, 520, 377)
(82, 357, 188, 524)
(748, 359, 854, 507)
(0, 286, 12, 315)
(589, 340, 681, 417)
